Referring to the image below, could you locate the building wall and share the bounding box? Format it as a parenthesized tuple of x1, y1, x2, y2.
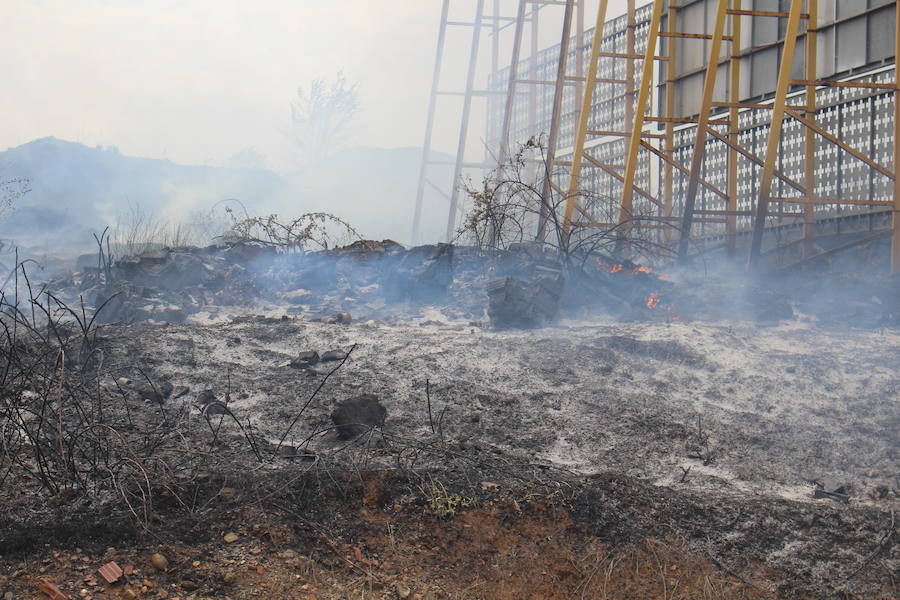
(487, 0, 896, 238)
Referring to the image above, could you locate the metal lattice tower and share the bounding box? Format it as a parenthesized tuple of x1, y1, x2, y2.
(411, 0, 588, 244)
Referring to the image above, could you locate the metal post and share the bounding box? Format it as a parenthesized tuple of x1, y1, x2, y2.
(446, 0, 486, 241)
(803, 0, 818, 257)
(748, 0, 804, 268)
(676, 0, 730, 262)
(411, 0, 451, 245)
(663, 2, 678, 247)
(892, 0, 900, 274)
(625, 0, 636, 140)
(562, 0, 611, 232)
(536, 0, 576, 241)
(619, 0, 665, 226)
(576, 0, 585, 106)
(726, 0, 741, 257)
(498, 0, 528, 166)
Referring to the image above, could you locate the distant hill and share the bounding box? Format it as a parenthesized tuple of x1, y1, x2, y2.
(0, 137, 455, 257)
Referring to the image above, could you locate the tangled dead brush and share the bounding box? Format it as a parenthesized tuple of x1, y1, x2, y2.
(0, 259, 271, 531)
(458, 137, 675, 267)
(224, 209, 362, 251)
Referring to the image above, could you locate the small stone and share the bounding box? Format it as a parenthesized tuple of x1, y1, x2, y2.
(290, 351, 320, 369)
(124, 588, 137, 600)
(150, 553, 168, 571)
(320, 350, 347, 362)
(394, 582, 412, 599)
(277, 550, 298, 560)
(223, 532, 239, 543)
(219, 487, 236, 501)
(335, 312, 352, 324)
(223, 572, 236, 584)
(331, 394, 387, 440)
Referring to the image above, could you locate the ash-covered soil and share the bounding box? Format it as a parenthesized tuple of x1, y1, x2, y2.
(112, 311, 898, 508)
(5, 308, 896, 597)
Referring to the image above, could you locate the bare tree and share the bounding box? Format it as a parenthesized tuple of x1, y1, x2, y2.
(289, 72, 360, 167)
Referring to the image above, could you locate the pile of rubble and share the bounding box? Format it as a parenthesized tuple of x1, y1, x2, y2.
(49, 240, 673, 328)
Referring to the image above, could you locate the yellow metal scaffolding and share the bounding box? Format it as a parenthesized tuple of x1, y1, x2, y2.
(555, 0, 900, 273)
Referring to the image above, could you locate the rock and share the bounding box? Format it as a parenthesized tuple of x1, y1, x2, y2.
(394, 582, 412, 599)
(487, 271, 563, 329)
(201, 401, 229, 417)
(812, 477, 851, 503)
(335, 312, 352, 324)
(277, 550, 298, 560)
(196, 389, 216, 405)
(331, 394, 387, 439)
(320, 350, 347, 362)
(223, 532, 239, 543)
(135, 379, 174, 403)
(290, 351, 320, 368)
(150, 553, 168, 571)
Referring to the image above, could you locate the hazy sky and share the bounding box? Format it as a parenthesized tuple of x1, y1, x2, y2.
(2, 0, 628, 171)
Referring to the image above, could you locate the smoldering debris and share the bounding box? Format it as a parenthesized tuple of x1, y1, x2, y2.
(33, 236, 900, 329)
(47, 239, 676, 327)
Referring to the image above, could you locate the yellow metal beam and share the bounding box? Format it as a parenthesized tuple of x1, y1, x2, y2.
(748, 0, 804, 268)
(536, 0, 576, 241)
(618, 0, 665, 225)
(662, 1, 678, 247)
(726, 0, 741, 257)
(803, 0, 818, 257)
(561, 0, 610, 233)
(676, 0, 730, 261)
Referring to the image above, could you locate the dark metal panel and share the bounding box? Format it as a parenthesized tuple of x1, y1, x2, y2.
(751, 47, 779, 97)
(837, 0, 867, 20)
(752, 1, 779, 46)
(867, 5, 897, 64)
(836, 17, 868, 73)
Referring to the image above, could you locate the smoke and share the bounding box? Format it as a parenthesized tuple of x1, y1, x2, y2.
(0, 138, 455, 271)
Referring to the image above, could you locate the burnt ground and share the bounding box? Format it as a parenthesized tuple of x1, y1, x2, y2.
(1, 312, 897, 599)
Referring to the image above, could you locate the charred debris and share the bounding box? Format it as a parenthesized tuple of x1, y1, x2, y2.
(44, 237, 900, 328)
(50, 239, 666, 327)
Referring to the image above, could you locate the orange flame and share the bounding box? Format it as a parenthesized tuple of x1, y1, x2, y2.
(646, 292, 662, 309)
(595, 258, 654, 276)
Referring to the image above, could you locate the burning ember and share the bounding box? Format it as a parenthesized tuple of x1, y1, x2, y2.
(596, 259, 653, 276)
(646, 292, 662, 309)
